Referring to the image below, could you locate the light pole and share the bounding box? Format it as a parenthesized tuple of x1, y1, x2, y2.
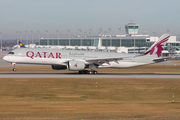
(89, 32, 91, 36)
(99, 28, 102, 36)
(46, 30, 49, 45)
(0, 32, 2, 51)
(104, 31, 107, 35)
(143, 31, 147, 36)
(16, 31, 19, 45)
(67, 29, 70, 46)
(153, 32, 156, 42)
(19, 31, 22, 43)
(108, 27, 112, 46)
(25, 31, 28, 45)
(89, 28, 93, 46)
(56, 30, 59, 46)
(153, 32, 156, 35)
(37, 31, 40, 45)
(84, 32, 86, 37)
(118, 27, 121, 47)
(31, 31, 33, 44)
(79, 29, 82, 46)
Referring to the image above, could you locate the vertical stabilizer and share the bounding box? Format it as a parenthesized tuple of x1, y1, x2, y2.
(19, 41, 26, 48)
(143, 34, 171, 57)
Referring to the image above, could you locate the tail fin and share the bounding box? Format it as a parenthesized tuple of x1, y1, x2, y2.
(143, 33, 171, 57)
(19, 41, 26, 48)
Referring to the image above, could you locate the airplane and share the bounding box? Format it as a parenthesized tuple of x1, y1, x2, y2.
(3, 34, 170, 74)
(174, 53, 180, 59)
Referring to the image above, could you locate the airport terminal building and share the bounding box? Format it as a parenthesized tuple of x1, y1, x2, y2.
(38, 23, 154, 47)
(32, 23, 180, 56)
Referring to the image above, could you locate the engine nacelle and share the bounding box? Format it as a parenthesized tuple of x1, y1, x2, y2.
(68, 60, 85, 71)
(51, 65, 67, 70)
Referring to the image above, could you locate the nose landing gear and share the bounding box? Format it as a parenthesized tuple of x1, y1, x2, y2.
(12, 63, 17, 72)
(13, 68, 16, 71)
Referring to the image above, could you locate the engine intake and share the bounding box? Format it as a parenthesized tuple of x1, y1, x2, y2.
(68, 60, 85, 71)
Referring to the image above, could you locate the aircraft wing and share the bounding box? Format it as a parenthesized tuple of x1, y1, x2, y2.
(85, 56, 132, 65)
(58, 56, 134, 66)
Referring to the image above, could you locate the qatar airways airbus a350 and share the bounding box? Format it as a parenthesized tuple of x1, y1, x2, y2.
(3, 34, 170, 74)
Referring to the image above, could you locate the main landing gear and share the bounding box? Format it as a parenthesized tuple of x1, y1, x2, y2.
(79, 70, 98, 74)
(12, 63, 17, 72)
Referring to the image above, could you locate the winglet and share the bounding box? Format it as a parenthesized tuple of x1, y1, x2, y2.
(19, 41, 26, 48)
(143, 34, 171, 57)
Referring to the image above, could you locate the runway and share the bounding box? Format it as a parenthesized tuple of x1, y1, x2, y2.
(0, 72, 180, 78)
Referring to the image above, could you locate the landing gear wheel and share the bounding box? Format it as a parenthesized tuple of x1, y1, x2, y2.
(13, 68, 16, 72)
(84, 70, 89, 74)
(78, 70, 98, 74)
(93, 71, 98, 74)
(79, 71, 84, 74)
(89, 71, 93, 74)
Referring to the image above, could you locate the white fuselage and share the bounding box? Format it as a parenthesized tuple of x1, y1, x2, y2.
(3, 48, 160, 69)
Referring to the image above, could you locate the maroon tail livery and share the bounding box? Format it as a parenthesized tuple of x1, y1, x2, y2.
(143, 34, 171, 57)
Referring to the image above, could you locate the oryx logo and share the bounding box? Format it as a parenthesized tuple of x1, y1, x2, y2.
(144, 36, 170, 57)
(74, 63, 78, 67)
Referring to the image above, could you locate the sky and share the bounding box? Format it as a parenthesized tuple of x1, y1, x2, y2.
(0, 0, 180, 40)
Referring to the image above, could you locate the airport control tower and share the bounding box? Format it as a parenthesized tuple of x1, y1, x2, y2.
(125, 21, 139, 36)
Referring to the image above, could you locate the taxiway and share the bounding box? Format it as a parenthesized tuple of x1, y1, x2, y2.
(0, 72, 180, 78)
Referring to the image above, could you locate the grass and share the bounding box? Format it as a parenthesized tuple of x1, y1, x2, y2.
(0, 63, 180, 119)
(0, 78, 180, 118)
(0, 65, 180, 73)
(167, 59, 180, 61)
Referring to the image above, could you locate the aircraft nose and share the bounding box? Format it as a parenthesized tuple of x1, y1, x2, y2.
(3, 56, 9, 61)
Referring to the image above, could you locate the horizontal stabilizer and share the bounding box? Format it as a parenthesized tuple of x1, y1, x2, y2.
(152, 57, 170, 63)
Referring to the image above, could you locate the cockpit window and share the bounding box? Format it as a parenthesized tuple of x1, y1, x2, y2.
(8, 52, 14, 54)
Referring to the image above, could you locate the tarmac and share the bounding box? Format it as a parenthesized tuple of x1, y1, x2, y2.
(0, 72, 180, 78)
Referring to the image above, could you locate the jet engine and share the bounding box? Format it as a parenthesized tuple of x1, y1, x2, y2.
(68, 60, 85, 71)
(51, 65, 67, 70)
